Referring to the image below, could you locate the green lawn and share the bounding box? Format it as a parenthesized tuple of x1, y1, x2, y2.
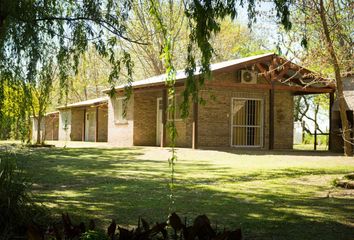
(1, 142, 353, 239)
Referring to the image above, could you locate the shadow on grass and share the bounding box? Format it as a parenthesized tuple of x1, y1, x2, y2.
(199, 147, 342, 157)
(1, 147, 353, 240)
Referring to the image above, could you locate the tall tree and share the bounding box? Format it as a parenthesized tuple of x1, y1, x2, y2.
(0, 79, 28, 140)
(0, 0, 293, 147)
(30, 60, 56, 145)
(67, 48, 111, 103)
(125, 0, 187, 79)
(290, 0, 353, 155)
(294, 95, 329, 135)
(126, 3, 268, 81)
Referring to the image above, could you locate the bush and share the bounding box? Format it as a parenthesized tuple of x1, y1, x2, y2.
(302, 133, 328, 146)
(81, 230, 110, 240)
(0, 153, 47, 239)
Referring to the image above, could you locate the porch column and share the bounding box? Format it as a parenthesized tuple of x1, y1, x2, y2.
(82, 109, 86, 141)
(328, 92, 334, 151)
(95, 106, 99, 142)
(161, 89, 167, 147)
(192, 100, 198, 149)
(269, 82, 275, 150)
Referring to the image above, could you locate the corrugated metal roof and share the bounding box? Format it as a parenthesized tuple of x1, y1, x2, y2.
(45, 111, 59, 116)
(56, 97, 108, 110)
(30, 111, 59, 119)
(103, 53, 275, 92)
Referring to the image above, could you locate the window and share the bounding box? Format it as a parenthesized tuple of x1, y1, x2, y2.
(231, 98, 263, 147)
(113, 97, 127, 124)
(168, 95, 183, 121)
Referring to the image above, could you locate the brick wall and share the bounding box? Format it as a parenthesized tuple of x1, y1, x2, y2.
(133, 88, 192, 147)
(273, 90, 294, 149)
(97, 106, 108, 142)
(196, 71, 270, 148)
(133, 90, 159, 146)
(330, 111, 354, 153)
(107, 69, 295, 149)
(44, 115, 59, 140)
(71, 108, 84, 141)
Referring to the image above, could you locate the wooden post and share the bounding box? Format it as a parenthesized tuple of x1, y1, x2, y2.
(314, 130, 317, 151)
(269, 82, 275, 150)
(52, 117, 54, 140)
(161, 89, 167, 147)
(82, 109, 86, 141)
(192, 100, 199, 149)
(95, 106, 99, 142)
(328, 92, 334, 151)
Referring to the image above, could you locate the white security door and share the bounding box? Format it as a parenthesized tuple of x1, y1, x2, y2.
(85, 110, 96, 142)
(231, 98, 263, 147)
(156, 98, 162, 145)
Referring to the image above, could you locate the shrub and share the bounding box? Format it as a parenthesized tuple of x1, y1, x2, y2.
(0, 153, 47, 239)
(302, 133, 328, 146)
(81, 230, 110, 240)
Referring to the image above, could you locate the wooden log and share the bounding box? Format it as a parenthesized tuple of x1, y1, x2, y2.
(336, 180, 354, 189)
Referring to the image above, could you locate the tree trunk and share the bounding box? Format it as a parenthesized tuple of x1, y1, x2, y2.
(318, 0, 352, 156)
(36, 116, 42, 145)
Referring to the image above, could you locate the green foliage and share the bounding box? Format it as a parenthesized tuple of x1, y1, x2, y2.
(302, 133, 328, 146)
(81, 230, 110, 240)
(281, 0, 353, 77)
(181, 0, 292, 118)
(0, 0, 135, 128)
(0, 153, 45, 238)
(0, 79, 30, 141)
(302, 133, 313, 144)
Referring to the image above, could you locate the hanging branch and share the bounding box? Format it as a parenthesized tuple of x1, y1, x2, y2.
(149, 0, 178, 212)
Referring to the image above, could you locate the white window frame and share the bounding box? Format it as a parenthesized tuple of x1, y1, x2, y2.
(230, 97, 264, 148)
(113, 97, 128, 124)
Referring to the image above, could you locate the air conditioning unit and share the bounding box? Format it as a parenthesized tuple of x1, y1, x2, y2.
(241, 70, 257, 84)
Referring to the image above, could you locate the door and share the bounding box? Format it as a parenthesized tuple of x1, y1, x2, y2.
(156, 98, 162, 145)
(85, 110, 96, 142)
(231, 98, 263, 147)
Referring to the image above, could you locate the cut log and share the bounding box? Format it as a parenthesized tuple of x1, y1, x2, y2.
(336, 180, 354, 189)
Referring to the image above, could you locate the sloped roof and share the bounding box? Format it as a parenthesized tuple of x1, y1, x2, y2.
(56, 97, 108, 110)
(45, 111, 59, 116)
(103, 52, 334, 94)
(103, 53, 275, 92)
(30, 111, 59, 119)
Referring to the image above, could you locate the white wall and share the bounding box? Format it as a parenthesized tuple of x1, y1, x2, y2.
(293, 121, 303, 144)
(107, 95, 134, 146)
(58, 110, 72, 141)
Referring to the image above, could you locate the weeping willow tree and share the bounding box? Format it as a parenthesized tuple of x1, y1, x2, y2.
(0, 0, 293, 120)
(0, 0, 294, 210)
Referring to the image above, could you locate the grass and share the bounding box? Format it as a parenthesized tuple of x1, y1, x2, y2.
(293, 143, 328, 151)
(0, 141, 353, 239)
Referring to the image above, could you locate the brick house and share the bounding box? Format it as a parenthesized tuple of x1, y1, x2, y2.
(106, 53, 335, 149)
(330, 74, 354, 152)
(56, 97, 109, 142)
(31, 111, 59, 142)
